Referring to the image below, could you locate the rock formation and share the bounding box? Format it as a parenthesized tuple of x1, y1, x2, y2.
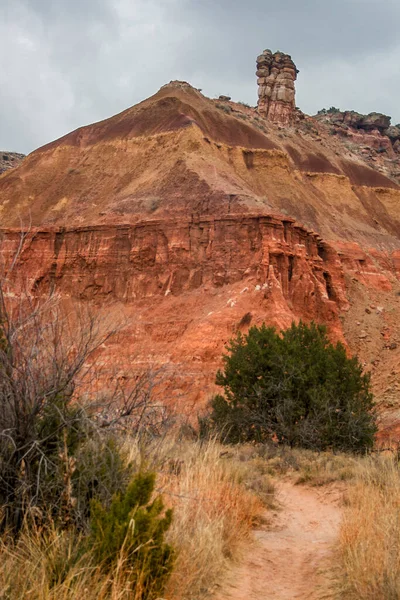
(318, 109, 392, 135)
(0, 214, 350, 407)
(256, 50, 298, 125)
(1, 72, 400, 430)
(0, 151, 25, 175)
(312, 107, 400, 184)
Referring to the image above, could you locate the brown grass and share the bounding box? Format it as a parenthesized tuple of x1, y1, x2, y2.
(158, 440, 264, 599)
(233, 443, 361, 486)
(334, 454, 400, 599)
(0, 437, 266, 600)
(0, 524, 140, 599)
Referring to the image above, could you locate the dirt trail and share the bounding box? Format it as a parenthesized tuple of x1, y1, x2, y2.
(214, 481, 341, 600)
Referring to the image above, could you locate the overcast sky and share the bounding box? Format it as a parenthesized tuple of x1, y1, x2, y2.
(2, 0, 400, 154)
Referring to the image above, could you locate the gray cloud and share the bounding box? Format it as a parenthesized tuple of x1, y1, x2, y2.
(1, 0, 400, 153)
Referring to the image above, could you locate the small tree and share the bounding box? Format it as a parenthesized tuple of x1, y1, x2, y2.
(89, 472, 174, 599)
(206, 321, 376, 452)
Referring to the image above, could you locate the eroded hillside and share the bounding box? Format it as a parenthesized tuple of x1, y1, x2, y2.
(1, 51, 400, 427)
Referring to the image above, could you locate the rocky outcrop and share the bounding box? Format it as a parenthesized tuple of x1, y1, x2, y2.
(363, 113, 392, 133)
(0, 213, 351, 404)
(0, 152, 25, 175)
(315, 109, 400, 156)
(385, 126, 400, 143)
(1, 215, 347, 313)
(317, 110, 391, 134)
(313, 108, 400, 182)
(256, 50, 298, 125)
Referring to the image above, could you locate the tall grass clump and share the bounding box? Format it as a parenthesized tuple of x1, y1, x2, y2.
(335, 454, 400, 599)
(125, 437, 264, 599)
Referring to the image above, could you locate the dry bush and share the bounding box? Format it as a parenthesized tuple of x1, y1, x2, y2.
(0, 437, 266, 600)
(335, 454, 400, 599)
(0, 291, 116, 531)
(0, 282, 173, 532)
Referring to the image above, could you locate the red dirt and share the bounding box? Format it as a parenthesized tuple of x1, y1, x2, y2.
(285, 146, 341, 175)
(213, 482, 341, 600)
(37, 87, 278, 152)
(340, 160, 400, 189)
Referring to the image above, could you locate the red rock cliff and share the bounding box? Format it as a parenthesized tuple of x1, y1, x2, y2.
(0, 213, 350, 406)
(1, 76, 400, 419)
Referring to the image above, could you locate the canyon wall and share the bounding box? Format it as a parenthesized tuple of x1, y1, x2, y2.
(3, 213, 400, 410)
(1, 214, 347, 313)
(0, 214, 351, 406)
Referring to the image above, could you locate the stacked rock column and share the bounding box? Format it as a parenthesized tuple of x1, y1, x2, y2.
(257, 49, 298, 126)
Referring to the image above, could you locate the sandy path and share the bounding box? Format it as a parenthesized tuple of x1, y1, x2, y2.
(213, 481, 341, 600)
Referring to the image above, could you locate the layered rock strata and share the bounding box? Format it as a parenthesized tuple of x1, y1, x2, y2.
(3, 215, 400, 410)
(1, 77, 400, 419)
(315, 109, 400, 156)
(1, 215, 347, 315)
(256, 50, 298, 125)
(0, 214, 349, 405)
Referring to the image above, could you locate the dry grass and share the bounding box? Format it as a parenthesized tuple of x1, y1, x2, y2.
(0, 524, 143, 599)
(334, 453, 400, 599)
(0, 437, 266, 600)
(123, 437, 265, 599)
(7, 437, 400, 600)
(159, 441, 264, 599)
(233, 443, 361, 486)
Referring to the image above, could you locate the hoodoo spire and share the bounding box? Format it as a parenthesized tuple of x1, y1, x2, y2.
(256, 49, 298, 126)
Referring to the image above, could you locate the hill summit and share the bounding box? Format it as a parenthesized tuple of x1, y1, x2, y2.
(1, 50, 400, 436)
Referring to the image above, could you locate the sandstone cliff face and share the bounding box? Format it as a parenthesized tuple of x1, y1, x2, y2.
(2, 215, 400, 410)
(1, 215, 347, 312)
(0, 214, 349, 406)
(256, 50, 298, 125)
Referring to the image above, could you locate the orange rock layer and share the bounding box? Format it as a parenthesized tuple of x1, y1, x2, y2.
(2, 213, 400, 410)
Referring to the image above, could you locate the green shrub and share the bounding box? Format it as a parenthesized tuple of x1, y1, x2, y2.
(72, 435, 134, 523)
(205, 321, 376, 452)
(89, 471, 174, 599)
(317, 106, 341, 114)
